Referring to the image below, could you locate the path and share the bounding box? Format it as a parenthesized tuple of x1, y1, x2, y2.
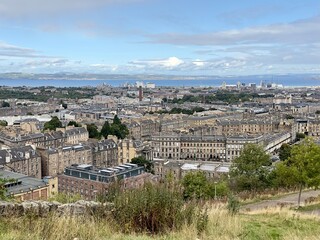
(241, 190, 320, 212)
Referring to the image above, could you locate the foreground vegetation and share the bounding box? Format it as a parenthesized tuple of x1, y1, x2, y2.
(0, 204, 319, 240)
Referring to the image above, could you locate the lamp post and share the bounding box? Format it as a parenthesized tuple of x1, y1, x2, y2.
(214, 181, 217, 200)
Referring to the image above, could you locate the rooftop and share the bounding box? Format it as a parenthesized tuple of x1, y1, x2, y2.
(0, 168, 47, 195)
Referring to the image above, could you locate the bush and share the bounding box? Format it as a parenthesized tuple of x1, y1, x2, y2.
(111, 183, 207, 234)
(0, 120, 8, 127)
(227, 194, 240, 215)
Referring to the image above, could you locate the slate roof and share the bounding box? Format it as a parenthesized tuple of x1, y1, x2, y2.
(0, 169, 47, 195)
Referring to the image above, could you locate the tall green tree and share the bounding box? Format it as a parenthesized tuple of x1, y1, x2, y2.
(278, 143, 292, 161)
(43, 116, 62, 131)
(229, 143, 272, 193)
(274, 138, 320, 206)
(86, 123, 100, 139)
(182, 171, 209, 199)
(113, 115, 122, 125)
(67, 121, 81, 127)
(101, 121, 112, 138)
(131, 156, 153, 173)
(109, 115, 129, 139)
(182, 171, 229, 200)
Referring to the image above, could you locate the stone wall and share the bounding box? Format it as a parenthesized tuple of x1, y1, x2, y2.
(0, 200, 112, 217)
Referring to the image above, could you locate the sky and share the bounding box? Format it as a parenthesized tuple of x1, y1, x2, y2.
(0, 0, 319, 76)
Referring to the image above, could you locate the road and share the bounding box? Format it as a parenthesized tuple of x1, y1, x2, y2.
(241, 190, 320, 212)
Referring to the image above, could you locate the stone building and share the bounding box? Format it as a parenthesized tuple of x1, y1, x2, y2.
(295, 118, 320, 136)
(37, 144, 92, 177)
(0, 145, 41, 178)
(13, 118, 43, 133)
(37, 139, 118, 177)
(151, 134, 226, 161)
(58, 163, 157, 200)
(63, 127, 89, 145)
(126, 119, 160, 140)
(180, 135, 226, 161)
(0, 127, 88, 149)
(117, 139, 142, 164)
(151, 132, 292, 162)
(215, 119, 279, 135)
(153, 159, 231, 181)
(85, 139, 118, 167)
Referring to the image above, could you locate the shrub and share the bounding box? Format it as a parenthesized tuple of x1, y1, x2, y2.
(111, 183, 207, 234)
(227, 194, 240, 215)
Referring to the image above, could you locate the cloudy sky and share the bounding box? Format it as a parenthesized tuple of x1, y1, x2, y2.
(0, 0, 319, 75)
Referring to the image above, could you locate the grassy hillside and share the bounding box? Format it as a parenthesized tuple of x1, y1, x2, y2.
(0, 204, 319, 240)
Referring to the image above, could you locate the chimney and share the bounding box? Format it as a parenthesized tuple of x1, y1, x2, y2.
(6, 151, 11, 163)
(139, 86, 143, 102)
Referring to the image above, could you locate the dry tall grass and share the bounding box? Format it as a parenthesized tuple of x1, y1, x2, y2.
(0, 203, 320, 240)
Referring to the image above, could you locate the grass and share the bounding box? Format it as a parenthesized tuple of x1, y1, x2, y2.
(296, 202, 320, 212)
(241, 212, 320, 240)
(0, 204, 320, 240)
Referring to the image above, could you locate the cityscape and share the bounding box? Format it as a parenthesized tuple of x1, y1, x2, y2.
(1, 0, 320, 239)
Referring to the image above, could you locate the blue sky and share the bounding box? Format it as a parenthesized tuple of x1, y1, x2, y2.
(0, 0, 319, 75)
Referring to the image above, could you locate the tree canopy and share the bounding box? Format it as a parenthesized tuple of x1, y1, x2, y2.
(43, 116, 62, 131)
(67, 121, 81, 127)
(100, 115, 129, 139)
(0, 120, 8, 127)
(182, 171, 229, 200)
(86, 123, 100, 139)
(274, 138, 320, 206)
(131, 156, 153, 173)
(182, 171, 209, 199)
(229, 143, 272, 193)
(278, 143, 292, 161)
(296, 132, 306, 141)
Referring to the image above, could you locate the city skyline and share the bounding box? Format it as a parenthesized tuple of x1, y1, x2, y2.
(0, 0, 319, 76)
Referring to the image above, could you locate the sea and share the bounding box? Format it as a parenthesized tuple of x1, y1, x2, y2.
(0, 74, 319, 88)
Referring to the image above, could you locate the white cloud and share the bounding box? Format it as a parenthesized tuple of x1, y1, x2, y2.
(25, 59, 69, 67)
(0, 41, 40, 58)
(147, 16, 320, 46)
(192, 59, 205, 67)
(130, 56, 184, 69)
(0, 0, 140, 18)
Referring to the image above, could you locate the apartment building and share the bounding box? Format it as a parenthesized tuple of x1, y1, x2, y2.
(151, 132, 292, 162)
(0, 127, 88, 148)
(152, 134, 227, 161)
(295, 119, 320, 136)
(87, 139, 118, 167)
(215, 119, 279, 135)
(153, 159, 231, 180)
(37, 144, 92, 177)
(37, 139, 118, 177)
(58, 163, 156, 200)
(0, 145, 41, 178)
